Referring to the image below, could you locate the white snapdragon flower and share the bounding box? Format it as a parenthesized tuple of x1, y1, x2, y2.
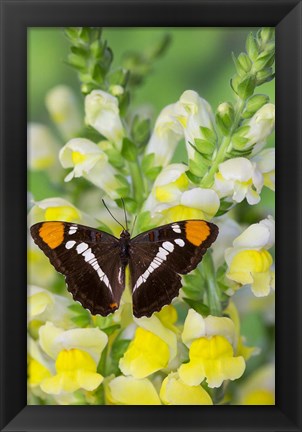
(28, 197, 97, 227)
(145, 104, 183, 167)
(175, 90, 215, 159)
(225, 216, 275, 297)
(27, 123, 59, 170)
(85, 90, 124, 150)
(252, 148, 275, 191)
(27, 286, 73, 328)
(143, 164, 219, 225)
(59, 138, 128, 200)
(214, 157, 263, 205)
(244, 103, 275, 154)
(45, 85, 82, 140)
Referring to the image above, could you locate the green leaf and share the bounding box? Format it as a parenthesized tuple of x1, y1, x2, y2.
(185, 170, 201, 184)
(237, 75, 256, 99)
(108, 68, 129, 86)
(189, 154, 209, 177)
(71, 315, 91, 327)
(141, 153, 155, 172)
(64, 27, 80, 42)
(131, 116, 151, 147)
(92, 64, 104, 84)
(246, 33, 259, 61)
(194, 138, 215, 155)
(215, 199, 233, 217)
(141, 153, 162, 180)
(183, 298, 210, 316)
(146, 34, 171, 60)
(237, 53, 252, 73)
(121, 138, 137, 162)
(200, 126, 216, 144)
(231, 52, 245, 77)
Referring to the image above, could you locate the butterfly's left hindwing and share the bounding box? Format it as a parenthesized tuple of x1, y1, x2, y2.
(30, 221, 125, 316)
(129, 220, 218, 318)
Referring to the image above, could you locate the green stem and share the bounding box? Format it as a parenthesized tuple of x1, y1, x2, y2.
(200, 99, 245, 188)
(203, 252, 222, 317)
(128, 158, 145, 207)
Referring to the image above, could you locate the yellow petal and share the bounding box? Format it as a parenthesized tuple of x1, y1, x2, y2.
(28, 358, 51, 387)
(56, 349, 96, 373)
(160, 373, 213, 405)
(178, 360, 205, 386)
(242, 389, 275, 405)
(161, 205, 205, 224)
(41, 372, 78, 394)
(119, 328, 170, 378)
(76, 370, 103, 391)
(28, 290, 54, 317)
(44, 205, 80, 222)
(108, 376, 161, 405)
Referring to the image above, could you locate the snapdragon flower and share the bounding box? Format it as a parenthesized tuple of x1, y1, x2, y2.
(144, 163, 219, 225)
(119, 314, 177, 379)
(245, 103, 275, 154)
(38, 322, 108, 395)
(27, 123, 59, 170)
(85, 90, 124, 150)
(107, 376, 161, 405)
(225, 216, 275, 296)
(178, 309, 245, 388)
(252, 148, 275, 191)
(28, 197, 97, 227)
(175, 90, 215, 160)
(45, 85, 82, 140)
(160, 372, 213, 405)
(28, 285, 73, 328)
(145, 104, 183, 168)
(237, 364, 275, 405)
(214, 157, 263, 205)
(59, 138, 128, 200)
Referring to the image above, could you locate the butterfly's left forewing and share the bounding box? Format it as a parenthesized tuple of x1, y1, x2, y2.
(30, 221, 125, 316)
(129, 220, 218, 318)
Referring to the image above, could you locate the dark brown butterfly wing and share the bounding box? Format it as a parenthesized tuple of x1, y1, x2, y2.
(30, 221, 125, 316)
(129, 220, 218, 318)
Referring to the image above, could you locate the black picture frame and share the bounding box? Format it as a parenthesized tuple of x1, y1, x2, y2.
(0, 0, 301, 431)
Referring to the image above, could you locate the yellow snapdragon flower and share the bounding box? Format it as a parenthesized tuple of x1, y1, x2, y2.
(178, 335, 245, 388)
(160, 372, 213, 405)
(225, 216, 275, 296)
(107, 376, 161, 405)
(119, 314, 177, 379)
(41, 348, 103, 394)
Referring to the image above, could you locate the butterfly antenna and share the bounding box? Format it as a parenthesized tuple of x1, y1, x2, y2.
(102, 199, 125, 231)
(130, 215, 138, 237)
(121, 198, 129, 231)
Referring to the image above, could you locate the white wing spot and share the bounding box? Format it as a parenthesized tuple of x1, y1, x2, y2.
(76, 242, 89, 254)
(163, 241, 174, 252)
(172, 224, 181, 234)
(65, 240, 76, 249)
(175, 238, 185, 247)
(68, 225, 78, 235)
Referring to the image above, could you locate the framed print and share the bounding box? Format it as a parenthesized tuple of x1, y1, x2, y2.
(1, 0, 301, 431)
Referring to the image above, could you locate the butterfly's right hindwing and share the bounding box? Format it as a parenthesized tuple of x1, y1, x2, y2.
(30, 221, 125, 316)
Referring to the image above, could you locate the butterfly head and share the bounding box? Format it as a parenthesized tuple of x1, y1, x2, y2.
(120, 229, 130, 239)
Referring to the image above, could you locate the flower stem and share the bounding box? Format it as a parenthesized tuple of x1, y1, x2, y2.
(203, 252, 222, 317)
(128, 158, 145, 207)
(200, 99, 245, 188)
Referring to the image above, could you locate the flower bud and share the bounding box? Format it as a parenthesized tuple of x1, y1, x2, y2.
(244, 94, 269, 117)
(216, 102, 235, 135)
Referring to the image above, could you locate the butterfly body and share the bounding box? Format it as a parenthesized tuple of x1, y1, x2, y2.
(30, 219, 218, 318)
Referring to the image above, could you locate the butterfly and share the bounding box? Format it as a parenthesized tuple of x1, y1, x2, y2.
(30, 219, 218, 318)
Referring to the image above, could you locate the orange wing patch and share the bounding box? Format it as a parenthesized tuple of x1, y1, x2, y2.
(39, 222, 65, 249)
(185, 221, 210, 246)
